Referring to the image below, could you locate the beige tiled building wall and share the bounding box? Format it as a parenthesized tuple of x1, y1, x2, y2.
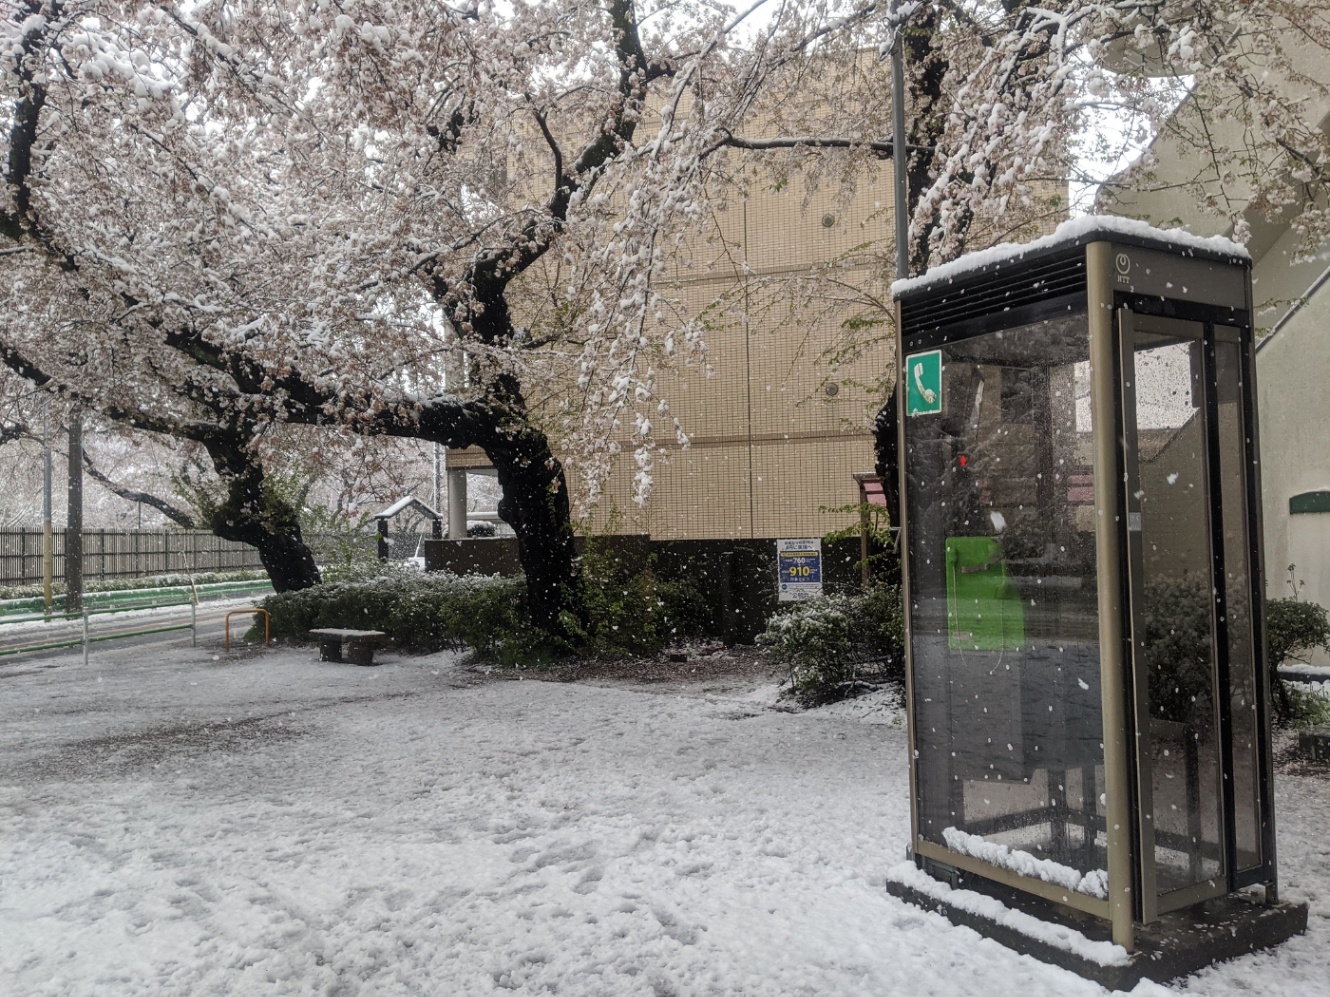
(575, 171, 895, 540)
(449, 117, 1065, 539)
(574, 172, 1064, 541)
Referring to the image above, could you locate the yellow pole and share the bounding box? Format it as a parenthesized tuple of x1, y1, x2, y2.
(42, 401, 53, 615)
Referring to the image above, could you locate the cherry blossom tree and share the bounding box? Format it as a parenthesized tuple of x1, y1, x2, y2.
(0, 2, 335, 589)
(4, 0, 1329, 631)
(2, 0, 880, 628)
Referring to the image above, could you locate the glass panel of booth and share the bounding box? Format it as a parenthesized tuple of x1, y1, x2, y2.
(1214, 327, 1263, 875)
(1119, 312, 1226, 911)
(904, 307, 1109, 900)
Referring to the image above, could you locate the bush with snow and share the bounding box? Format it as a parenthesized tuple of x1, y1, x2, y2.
(758, 585, 904, 707)
(262, 572, 526, 658)
(1266, 594, 1330, 726)
(261, 557, 722, 665)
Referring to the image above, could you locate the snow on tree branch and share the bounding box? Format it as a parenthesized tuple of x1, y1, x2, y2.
(3, 0, 1330, 613)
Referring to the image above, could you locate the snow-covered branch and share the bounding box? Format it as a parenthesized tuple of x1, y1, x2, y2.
(81, 451, 199, 529)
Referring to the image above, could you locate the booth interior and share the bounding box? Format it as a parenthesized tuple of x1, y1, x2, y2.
(906, 308, 1109, 889)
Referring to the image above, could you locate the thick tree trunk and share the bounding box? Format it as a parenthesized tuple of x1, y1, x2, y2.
(247, 527, 323, 593)
(208, 496, 321, 593)
(441, 277, 587, 642)
(487, 428, 584, 639)
(202, 442, 322, 594)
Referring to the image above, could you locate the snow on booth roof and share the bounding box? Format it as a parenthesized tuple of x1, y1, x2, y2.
(891, 215, 1250, 300)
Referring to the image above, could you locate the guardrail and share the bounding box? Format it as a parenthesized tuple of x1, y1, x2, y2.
(0, 579, 274, 619)
(0, 581, 273, 661)
(0, 599, 199, 663)
(226, 608, 270, 653)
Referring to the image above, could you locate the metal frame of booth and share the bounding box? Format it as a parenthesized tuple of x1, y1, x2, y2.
(891, 224, 1302, 962)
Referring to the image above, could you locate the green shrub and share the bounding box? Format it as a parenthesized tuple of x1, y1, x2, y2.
(1285, 686, 1330, 730)
(261, 572, 527, 657)
(576, 538, 673, 657)
(757, 584, 904, 706)
(261, 552, 719, 664)
(439, 578, 529, 658)
(1140, 576, 1215, 727)
(311, 536, 381, 579)
(577, 548, 736, 655)
(1125, 576, 1330, 728)
(1266, 596, 1330, 725)
(654, 577, 716, 642)
(820, 501, 901, 587)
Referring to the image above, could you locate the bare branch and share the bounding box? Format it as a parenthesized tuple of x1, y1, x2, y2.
(82, 452, 198, 529)
(714, 133, 929, 158)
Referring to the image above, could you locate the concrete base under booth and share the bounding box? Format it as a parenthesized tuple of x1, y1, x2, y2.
(884, 861, 1308, 991)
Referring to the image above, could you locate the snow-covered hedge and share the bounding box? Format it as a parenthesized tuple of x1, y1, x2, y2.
(0, 569, 269, 601)
(262, 572, 526, 657)
(262, 560, 723, 663)
(758, 585, 904, 706)
(1266, 595, 1330, 725)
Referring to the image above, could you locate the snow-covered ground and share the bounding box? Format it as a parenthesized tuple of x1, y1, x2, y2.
(1, 642, 1326, 996)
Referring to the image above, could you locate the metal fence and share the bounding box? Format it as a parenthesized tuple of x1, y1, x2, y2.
(0, 529, 264, 586)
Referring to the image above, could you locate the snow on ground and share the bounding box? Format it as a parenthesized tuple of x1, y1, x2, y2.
(1, 641, 1327, 997)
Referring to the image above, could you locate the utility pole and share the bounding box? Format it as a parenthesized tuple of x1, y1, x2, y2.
(42, 400, 53, 615)
(64, 407, 83, 613)
(890, 0, 910, 282)
(883, 0, 911, 551)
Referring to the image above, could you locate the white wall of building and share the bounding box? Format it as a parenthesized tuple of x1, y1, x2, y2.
(1254, 264, 1330, 637)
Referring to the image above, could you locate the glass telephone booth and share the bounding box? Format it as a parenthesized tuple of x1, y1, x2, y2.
(890, 221, 1304, 972)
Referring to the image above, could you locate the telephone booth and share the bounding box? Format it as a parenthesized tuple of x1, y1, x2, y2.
(886, 221, 1306, 985)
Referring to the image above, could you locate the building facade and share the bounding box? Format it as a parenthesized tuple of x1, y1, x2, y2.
(1101, 32, 1330, 628)
(446, 169, 897, 540)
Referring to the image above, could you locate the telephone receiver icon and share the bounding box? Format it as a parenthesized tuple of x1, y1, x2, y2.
(913, 362, 936, 404)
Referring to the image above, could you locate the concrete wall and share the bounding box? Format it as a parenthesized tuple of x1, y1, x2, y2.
(1098, 35, 1330, 631)
(423, 534, 874, 644)
(1256, 285, 1330, 634)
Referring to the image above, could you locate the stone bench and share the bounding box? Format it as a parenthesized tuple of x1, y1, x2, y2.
(309, 628, 388, 667)
(1297, 726, 1330, 763)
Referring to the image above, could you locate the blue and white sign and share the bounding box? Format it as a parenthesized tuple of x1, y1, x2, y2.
(777, 538, 823, 602)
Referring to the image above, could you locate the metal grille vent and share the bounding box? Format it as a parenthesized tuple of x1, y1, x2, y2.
(901, 250, 1087, 336)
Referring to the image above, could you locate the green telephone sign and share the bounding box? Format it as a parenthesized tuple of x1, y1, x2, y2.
(905, 349, 942, 417)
